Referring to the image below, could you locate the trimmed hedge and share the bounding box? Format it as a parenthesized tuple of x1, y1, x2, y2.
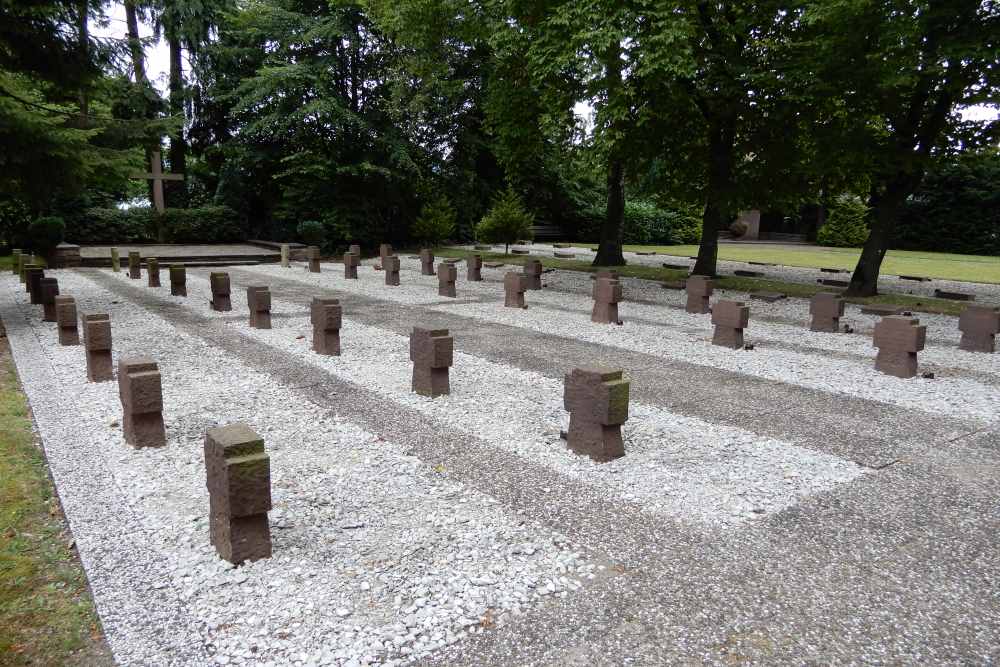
(66, 206, 244, 244)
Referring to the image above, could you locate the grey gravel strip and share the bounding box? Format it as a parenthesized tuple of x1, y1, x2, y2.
(0, 284, 210, 666)
(225, 266, 981, 469)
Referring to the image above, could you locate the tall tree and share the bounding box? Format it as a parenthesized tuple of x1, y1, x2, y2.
(802, 0, 1000, 296)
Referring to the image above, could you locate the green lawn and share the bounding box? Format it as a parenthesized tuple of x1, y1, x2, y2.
(0, 331, 110, 664)
(573, 243, 1000, 284)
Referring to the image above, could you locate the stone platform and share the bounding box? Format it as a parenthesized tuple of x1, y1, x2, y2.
(79, 243, 288, 268)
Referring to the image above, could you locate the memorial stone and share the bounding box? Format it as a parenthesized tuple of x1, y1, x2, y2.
(711, 300, 750, 348)
(54, 296, 79, 345)
(82, 313, 113, 382)
(384, 255, 400, 286)
(685, 275, 713, 314)
(128, 251, 141, 279)
(169, 265, 187, 296)
(25, 266, 44, 303)
(311, 297, 342, 355)
(39, 277, 59, 321)
(410, 328, 453, 397)
(17, 253, 28, 283)
(10, 250, 20, 274)
(420, 249, 435, 276)
(958, 305, 1000, 353)
(873, 316, 926, 378)
(204, 423, 272, 564)
(523, 259, 543, 290)
(349, 244, 361, 257)
(280, 244, 290, 268)
(467, 254, 483, 281)
(504, 272, 528, 309)
(379, 244, 393, 267)
(307, 246, 321, 273)
(117, 356, 166, 448)
(809, 292, 845, 333)
(210, 272, 232, 311)
(563, 368, 629, 461)
(110, 247, 120, 272)
(247, 286, 272, 329)
(344, 251, 360, 279)
(147, 257, 161, 287)
(437, 262, 457, 298)
(591, 276, 622, 324)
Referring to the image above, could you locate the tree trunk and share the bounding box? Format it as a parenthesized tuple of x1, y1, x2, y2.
(167, 34, 187, 210)
(593, 155, 626, 266)
(592, 40, 626, 267)
(845, 180, 909, 297)
(692, 118, 735, 277)
(76, 0, 88, 119)
(124, 0, 147, 84)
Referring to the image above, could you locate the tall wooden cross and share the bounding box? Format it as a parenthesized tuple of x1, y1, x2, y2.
(131, 150, 183, 213)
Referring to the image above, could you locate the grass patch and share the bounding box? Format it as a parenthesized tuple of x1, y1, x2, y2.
(571, 243, 1000, 284)
(0, 335, 109, 665)
(437, 247, 967, 316)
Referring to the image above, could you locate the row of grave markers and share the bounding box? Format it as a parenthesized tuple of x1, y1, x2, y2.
(12, 250, 630, 565)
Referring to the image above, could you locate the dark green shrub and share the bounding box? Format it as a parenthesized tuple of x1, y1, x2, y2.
(818, 195, 870, 247)
(577, 200, 702, 245)
(412, 195, 456, 245)
(67, 207, 243, 244)
(475, 188, 535, 253)
(297, 220, 326, 247)
(28, 216, 65, 253)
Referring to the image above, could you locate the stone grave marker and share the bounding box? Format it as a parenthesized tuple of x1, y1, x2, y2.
(39, 277, 59, 321)
(934, 289, 974, 302)
(873, 316, 926, 378)
(663, 263, 689, 270)
(809, 292, 845, 332)
(384, 255, 400, 286)
(563, 367, 629, 462)
(349, 244, 361, 257)
(474, 244, 492, 251)
(210, 272, 232, 311)
(552, 243, 571, 249)
(511, 248, 530, 255)
(169, 265, 187, 296)
(749, 291, 785, 302)
(280, 244, 290, 268)
(82, 313, 113, 382)
(420, 249, 435, 276)
(685, 275, 713, 314)
(860, 304, 904, 316)
(17, 253, 28, 283)
(54, 296, 79, 345)
(958, 305, 1000, 353)
(410, 328, 453, 397)
(437, 262, 457, 298)
(147, 257, 161, 287)
(247, 286, 272, 329)
(554, 251, 575, 259)
(818, 278, 849, 288)
(379, 243, 393, 267)
(504, 272, 528, 308)
(311, 297, 342, 355)
(484, 262, 505, 269)
(820, 267, 846, 274)
(307, 246, 321, 273)
(25, 266, 44, 304)
(110, 247, 120, 272)
(117, 356, 166, 448)
(128, 251, 141, 279)
(899, 275, 931, 282)
(711, 300, 750, 348)
(467, 254, 483, 281)
(344, 251, 360, 279)
(204, 423, 272, 564)
(591, 276, 622, 324)
(523, 259, 543, 290)
(10, 250, 20, 274)
(734, 269, 764, 277)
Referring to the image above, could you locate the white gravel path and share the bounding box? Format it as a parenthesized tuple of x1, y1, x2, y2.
(2, 270, 599, 667)
(472, 243, 1000, 303)
(247, 261, 1000, 423)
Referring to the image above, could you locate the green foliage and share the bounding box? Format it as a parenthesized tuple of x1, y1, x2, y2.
(578, 200, 701, 246)
(68, 206, 243, 244)
(896, 152, 1000, 255)
(297, 220, 326, 247)
(817, 196, 870, 248)
(27, 216, 65, 253)
(475, 188, 534, 252)
(412, 195, 456, 244)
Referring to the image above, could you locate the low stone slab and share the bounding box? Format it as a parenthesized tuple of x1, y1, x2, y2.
(443, 258, 461, 264)
(205, 423, 272, 564)
(474, 244, 493, 251)
(552, 243, 571, 248)
(820, 267, 846, 274)
(484, 262, 505, 269)
(818, 278, 849, 287)
(749, 291, 786, 303)
(934, 289, 975, 301)
(511, 249, 530, 255)
(634, 251, 656, 256)
(554, 252, 575, 258)
(748, 261, 775, 266)
(734, 270, 764, 277)
(410, 328, 453, 397)
(663, 263, 689, 270)
(898, 275, 932, 282)
(860, 304, 904, 316)
(563, 367, 629, 462)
